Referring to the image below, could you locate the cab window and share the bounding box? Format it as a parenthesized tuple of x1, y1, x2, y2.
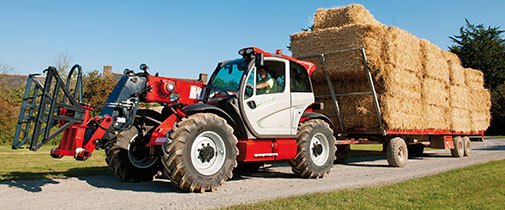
(256, 61, 285, 95)
(290, 61, 312, 92)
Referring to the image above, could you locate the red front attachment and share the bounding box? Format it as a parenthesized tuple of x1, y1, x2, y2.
(50, 105, 113, 160)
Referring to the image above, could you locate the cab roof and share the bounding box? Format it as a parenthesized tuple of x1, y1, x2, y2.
(240, 47, 316, 76)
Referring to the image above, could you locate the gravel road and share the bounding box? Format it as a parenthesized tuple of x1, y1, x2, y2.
(1, 137, 504, 210)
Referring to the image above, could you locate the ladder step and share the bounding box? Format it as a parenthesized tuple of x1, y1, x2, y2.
(335, 91, 373, 97)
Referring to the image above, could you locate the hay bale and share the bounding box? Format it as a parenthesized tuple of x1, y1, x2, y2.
(464, 68, 485, 89)
(449, 85, 470, 109)
(443, 51, 466, 86)
(313, 4, 381, 30)
(471, 111, 491, 131)
(442, 50, 461, 66)
(424, 105, 450, 130)
(381, 95, 425, 130)
(422, 77, 449, 107)
(385, 27, 423, 72)
(291, 24, 388, 80)
(420, 39, 450, 83)
(450, 108, 472, 132)
(469, 88, 491, 112)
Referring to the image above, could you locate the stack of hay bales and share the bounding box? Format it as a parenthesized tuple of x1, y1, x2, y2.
(290, 4, 491, 132)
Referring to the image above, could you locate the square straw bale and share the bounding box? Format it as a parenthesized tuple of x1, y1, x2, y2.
(385, 27, 423, 72)
(424, 104, 451, 130)
(380, 94, 426, 130)
(291, 24, 389, 79)
(313, 4, 381, 30)
(443, 51, 466, 86)
(469, 88, 491, 112)
(442, 50, 461, 66)
(422, 77, 450, 107)
(464, 68, 485, 89)
(420, 39, 450, 83)
(450, 108, 472, 132)
(470, 111, 491, 131)
(449, 85, 470, 109)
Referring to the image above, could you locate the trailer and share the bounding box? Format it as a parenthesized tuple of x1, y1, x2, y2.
(299, 48, 484, 167)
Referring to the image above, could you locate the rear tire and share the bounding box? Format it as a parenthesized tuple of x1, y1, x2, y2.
(451, 136, 464, 158)
(463, 136, 472, 157)
(386, 137, 408, 167)
(289, 119, 336, 178)
(106, 126, 160, 182)
(162, 113, 238, 192)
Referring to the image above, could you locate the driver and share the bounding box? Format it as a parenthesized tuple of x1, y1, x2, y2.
(256, 66, 277, 94)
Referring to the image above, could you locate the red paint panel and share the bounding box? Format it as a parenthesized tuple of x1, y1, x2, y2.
(145, 75, 204, 105)
(237, 139, 297, 162)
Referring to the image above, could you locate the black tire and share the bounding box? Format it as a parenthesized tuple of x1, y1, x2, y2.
(289, 119, 336, 178)
(162, 113, 238, 192)
(386, 137, 408, 167)
(106, 126, 160, 182)
(407, 144, 424, 158)
(334, 144, 350, 164)
(463, 136, 472, 157)
(451, 136, 464, 158)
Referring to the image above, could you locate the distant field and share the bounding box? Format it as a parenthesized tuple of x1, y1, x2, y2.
(0, 146, 109, 181)
(229, 159, 505, 209)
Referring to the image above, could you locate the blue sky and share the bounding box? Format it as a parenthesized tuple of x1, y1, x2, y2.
(0, 0, 503, 78)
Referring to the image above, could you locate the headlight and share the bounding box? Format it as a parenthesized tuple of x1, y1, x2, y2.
(169, 92, 180, 102)
(166, 82, 175, 92)
(161, 80, 176, 95)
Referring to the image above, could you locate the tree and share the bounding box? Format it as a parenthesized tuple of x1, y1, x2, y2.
(449, 19, 505, 89)
(0, 63, 22, 144)
(490, 82, 505, 133)
(82, 70, 116, 112)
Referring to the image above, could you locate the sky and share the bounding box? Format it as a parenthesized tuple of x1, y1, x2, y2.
(0, 0, 504, 79)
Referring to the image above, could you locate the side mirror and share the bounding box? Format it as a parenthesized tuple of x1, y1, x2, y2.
(140, 63, 149, 71)
(255, 54, 264, 67)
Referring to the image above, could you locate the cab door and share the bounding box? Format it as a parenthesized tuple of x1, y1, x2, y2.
(241, 57, 292, 137)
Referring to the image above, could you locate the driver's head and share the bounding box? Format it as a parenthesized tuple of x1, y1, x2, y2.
(258, 66, 269, 79)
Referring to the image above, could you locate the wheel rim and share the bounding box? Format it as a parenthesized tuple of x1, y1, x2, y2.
(310, 133, 329, 166)
(397, 145, 405, 162)
(128, 134, 159, 169)
(191, 131, 226, 176)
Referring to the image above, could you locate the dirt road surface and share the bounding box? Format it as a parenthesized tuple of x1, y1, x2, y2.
(1, 138, 504, 209)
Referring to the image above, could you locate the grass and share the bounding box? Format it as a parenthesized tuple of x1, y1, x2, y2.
(0, 145, 109, 181)
(228, 159, 505, 209)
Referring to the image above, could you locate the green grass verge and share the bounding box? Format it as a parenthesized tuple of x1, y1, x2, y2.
(0, 145, 109, 181)
(229, 159, 505, 209)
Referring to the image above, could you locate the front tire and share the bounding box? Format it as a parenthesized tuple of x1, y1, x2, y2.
(289, 119, 336, 178)
(162, 113, 238, 192)
(106, 126, 160, 182)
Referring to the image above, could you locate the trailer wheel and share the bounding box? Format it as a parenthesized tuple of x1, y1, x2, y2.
(386, 137, 408, 167)
(463, 136, 472, 157)
(334, 145, 350, 164)
(407, 144, 424, 158)
(289, 119, 336, 178)
(451, 136, 464, 158)
(162, 113, 238, 192)
(106, 126, 160, 182)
